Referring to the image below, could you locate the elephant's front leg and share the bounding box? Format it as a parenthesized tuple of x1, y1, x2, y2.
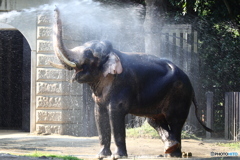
(109, 105, 128, 159)
(95, 104, 112, 158)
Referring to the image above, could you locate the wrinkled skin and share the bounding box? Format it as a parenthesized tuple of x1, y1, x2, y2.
(51, 7, 213, 159)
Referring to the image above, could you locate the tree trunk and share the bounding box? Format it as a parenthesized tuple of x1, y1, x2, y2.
(144, 0, 166, 56)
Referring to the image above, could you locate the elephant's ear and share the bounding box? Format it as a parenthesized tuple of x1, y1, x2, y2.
(103, 52, 123, 77)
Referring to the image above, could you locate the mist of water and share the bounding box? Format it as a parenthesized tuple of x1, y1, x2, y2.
(0, 3, 54, 23)
(0, 0, 146, 136)
(0, 0, 145, 52)
(55, 0, 145, 51)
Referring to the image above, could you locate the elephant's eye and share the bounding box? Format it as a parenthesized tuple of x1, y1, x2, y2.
(84, 49, 94, 58)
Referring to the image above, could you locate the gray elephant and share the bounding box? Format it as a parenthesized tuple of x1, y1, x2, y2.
(50, 7, 212, 158)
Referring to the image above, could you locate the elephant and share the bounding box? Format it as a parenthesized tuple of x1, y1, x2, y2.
(50, 7, 213, 159)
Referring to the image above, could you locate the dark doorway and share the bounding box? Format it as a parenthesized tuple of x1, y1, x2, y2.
(0, 30, 30, 131)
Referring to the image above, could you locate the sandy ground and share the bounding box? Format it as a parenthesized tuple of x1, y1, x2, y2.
(0, 130, 239, 160)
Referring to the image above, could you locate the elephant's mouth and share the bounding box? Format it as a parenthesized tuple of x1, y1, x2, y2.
(76, 68, 83, 74)
(71, 68, 83, 82)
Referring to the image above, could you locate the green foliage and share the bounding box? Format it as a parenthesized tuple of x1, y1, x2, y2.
(26, 151, 82, 160)
(160, 0, 240, 135)
(216, 142, 240, 149)
(126, 121, 159, 139)
(181, 130, 201, 140)
(198, 20, 240, 92)
(126, 121, 200, 140)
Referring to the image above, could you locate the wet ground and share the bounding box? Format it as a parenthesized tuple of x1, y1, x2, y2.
(0, 130, 239, 160)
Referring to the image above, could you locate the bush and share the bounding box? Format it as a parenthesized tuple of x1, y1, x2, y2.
(126, 121, 200, 140)
(126, 121, 159, 139)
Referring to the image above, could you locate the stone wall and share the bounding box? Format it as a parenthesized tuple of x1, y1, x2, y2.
(35, 13, 84, 136)
(0, 0, 90, 136)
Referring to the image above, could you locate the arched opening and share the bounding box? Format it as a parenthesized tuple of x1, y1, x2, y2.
(0, 29, 31, 132)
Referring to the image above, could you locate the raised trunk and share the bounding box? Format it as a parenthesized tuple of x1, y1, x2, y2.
(52, 7, 76, 69)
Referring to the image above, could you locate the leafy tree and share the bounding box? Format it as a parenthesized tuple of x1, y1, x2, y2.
(146, 0, 240, 97)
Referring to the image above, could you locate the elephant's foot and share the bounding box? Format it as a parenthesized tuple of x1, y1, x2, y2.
(111, 149, 128, 159)
(164, 141, 182, 158)
(165, 147, 182, 158)
(96, 147, 112, 159)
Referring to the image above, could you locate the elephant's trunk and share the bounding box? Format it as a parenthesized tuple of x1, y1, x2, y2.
(52, 6, 76, 69)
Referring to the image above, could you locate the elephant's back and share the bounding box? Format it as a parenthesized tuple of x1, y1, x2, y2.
(118, 52, 193, 114)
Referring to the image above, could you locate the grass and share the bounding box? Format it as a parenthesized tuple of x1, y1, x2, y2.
(181, 130, 201, 140)
(126, 121, 159, 139)
(24, 151, 82, 160)
(126, 121, 201, 140)
(216, 142, 240, 149)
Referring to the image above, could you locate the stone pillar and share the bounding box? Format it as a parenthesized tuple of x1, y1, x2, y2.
(206, 91, 213, 138)
(35, 13, 83, 136)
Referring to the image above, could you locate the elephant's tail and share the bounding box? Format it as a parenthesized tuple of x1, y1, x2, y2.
(192, 92, 214, 132)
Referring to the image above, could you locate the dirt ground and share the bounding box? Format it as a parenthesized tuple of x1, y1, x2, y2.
(0, 130, 239, 160)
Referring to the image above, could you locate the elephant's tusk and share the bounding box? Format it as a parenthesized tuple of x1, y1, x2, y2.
(49, 61, 66, 69)
(54, 47, 77, 68)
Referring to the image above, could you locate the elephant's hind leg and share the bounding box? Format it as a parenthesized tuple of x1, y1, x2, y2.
(147, 115, 182, 157)
(165, 123, 183, 157)
(165, 113, 188, 157)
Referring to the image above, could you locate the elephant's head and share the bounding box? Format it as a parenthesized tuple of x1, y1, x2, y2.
(50, 7, 123, 83)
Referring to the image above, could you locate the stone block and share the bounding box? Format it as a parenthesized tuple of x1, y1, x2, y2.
(36, 82, 66, 95)
(37, 68, 68, 81)
(37, 40, 53, 53)
(37, 14, 53, 26)
(36, 124, 63, 134)
(37, 54, 59, 67)
(36, 109, 82, 124)
(37, 26, 53, 39)
(36, 123, 84, 136)
(36, 96, 63, 109)
(36, 82, 82, 95)
(36, 95, 83, 109)
(36, 110, 64, 123)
